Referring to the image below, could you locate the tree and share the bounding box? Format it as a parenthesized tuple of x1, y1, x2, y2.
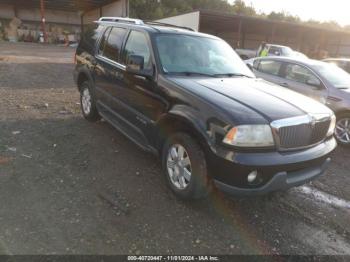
(232, 0, 256, 16)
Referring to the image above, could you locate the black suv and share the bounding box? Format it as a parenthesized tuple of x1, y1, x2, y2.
(74, 17, 337, 199)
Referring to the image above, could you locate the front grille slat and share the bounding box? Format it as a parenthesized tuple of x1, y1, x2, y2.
(276, 118, 330, 150)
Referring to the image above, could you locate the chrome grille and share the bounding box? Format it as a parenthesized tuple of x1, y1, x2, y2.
(271, 115, 331, 150)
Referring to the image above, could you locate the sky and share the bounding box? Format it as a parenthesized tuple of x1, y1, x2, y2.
(229, 0, 349, 26)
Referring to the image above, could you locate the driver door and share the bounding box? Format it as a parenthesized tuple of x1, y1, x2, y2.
(279, 63, 328, 104)
(121, 30, 167, 141)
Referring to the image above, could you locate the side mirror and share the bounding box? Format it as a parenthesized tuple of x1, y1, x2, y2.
(126, 55, 153, 79)
(127, 55, 144, 72)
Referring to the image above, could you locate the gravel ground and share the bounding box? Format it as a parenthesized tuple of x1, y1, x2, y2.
(0, 42, 349, 256)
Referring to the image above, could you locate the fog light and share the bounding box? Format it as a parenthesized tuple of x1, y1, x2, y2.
(247, 170, 258, 183)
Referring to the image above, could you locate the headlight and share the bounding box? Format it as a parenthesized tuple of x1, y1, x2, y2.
(327, 114, 336, 137)
(223, 125, 275, 147)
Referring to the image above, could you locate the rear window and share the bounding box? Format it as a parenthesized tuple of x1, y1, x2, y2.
(268, 47, 281, 56)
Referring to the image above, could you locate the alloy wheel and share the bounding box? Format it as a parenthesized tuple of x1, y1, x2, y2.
(335, 118, 350, 144)
(167, 144, 192, 190)
(81, 88, 92, 115)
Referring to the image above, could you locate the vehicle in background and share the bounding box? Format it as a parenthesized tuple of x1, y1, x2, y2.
(236, 43, 307, 60)
(257, 44, 296, 57)
(294, 51, 308, 59)
(74, 17, 336, 199)
(249, 56, 350, 146)
(235, 48, 256, 60)
(323, 58, 350, 74)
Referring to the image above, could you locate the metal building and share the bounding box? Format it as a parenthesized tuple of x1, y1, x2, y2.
(0, 0, 129, 43)
(157, 10, 350, 58)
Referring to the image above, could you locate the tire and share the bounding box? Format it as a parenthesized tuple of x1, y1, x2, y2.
(80, 81, 101, 122)
(162, 133, 209, 200)
(335, 113, 350, 147)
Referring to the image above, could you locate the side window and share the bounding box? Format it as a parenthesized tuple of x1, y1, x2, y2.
(285, 64, 321, 86)
(102, 27, 127, 62)
(268, 47, 280, 56)
(98, 27, 111, 55)
(258, 60, 282, 76)
(124, 31, 152, 70)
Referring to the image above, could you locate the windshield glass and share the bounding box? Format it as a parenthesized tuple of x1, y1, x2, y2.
(314, 63, 350, 88)
(155, 34, 254, 77)
(281, 47, 294, 56)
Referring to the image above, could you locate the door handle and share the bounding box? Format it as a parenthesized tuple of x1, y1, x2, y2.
(280, 82, 289, 87)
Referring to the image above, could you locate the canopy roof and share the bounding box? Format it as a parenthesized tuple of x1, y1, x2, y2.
(0, 0, 118, 12)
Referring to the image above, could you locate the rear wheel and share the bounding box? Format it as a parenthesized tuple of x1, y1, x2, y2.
(162, 133, 209, 200)
(80, 81, 100, 122)
(335, 113, 350, 147)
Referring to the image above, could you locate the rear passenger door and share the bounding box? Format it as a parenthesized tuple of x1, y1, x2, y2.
(280, 63, 328, 103)
(94, 26, 128, 113)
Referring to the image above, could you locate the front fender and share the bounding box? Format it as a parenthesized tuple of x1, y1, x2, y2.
(158, 104, 229, 154)
(74, 65, 95, 89)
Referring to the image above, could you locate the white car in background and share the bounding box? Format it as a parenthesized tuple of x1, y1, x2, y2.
(247, 56, 350, 146)
(237, 44, 307, 60)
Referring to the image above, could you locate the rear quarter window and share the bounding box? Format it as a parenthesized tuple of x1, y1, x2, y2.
(80, 24, 105, 53)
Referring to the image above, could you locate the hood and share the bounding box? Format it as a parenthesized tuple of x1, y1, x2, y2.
(169, 77, 332, 122)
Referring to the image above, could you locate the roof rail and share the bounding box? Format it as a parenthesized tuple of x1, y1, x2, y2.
(145, 21, 195, 31)
(98, 17, 144, 25)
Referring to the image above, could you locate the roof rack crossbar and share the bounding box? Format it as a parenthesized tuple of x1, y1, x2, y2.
(98, 17, 144, 25)
(145, 21, 195, 32)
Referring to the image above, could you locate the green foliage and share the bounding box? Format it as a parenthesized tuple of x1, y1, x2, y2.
(231, 0, 256, 16)
(130, 0, 233, 20)
(268, 11, 300, 23)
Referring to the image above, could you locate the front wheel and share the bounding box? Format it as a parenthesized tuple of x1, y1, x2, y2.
(162, 133, 210, 200)
(335, 114, 350, 147)
(80, 81, 100, 122)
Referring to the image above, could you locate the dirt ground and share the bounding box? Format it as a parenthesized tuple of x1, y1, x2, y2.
(0, 42, 349, 256)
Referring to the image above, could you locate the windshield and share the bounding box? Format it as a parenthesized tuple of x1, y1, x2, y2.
(155, 34, 254, 77)
(281, 47, 294, 56)
(314, 63, 350, 88)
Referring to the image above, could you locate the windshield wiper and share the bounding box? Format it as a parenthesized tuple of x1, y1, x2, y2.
(174, 71, 215, 77)
(213, 73, 253, 78)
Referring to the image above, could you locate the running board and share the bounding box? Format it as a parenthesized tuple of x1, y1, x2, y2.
(97, 102, 157, 154)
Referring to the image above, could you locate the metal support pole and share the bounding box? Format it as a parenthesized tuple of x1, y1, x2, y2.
(40, 0, 47, 43)
(237, 18, 242, 48)
(81, 12, 85, 34)
(270, 24, 276, 43)
(14, 4, 18, 17)
(126, 0, 130, 17)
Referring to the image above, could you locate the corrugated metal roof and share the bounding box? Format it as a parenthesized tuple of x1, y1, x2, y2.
(0, 0, 118, 12)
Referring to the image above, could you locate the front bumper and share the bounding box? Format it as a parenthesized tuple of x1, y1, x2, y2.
(214, 157, 330, 196)
(209, 137, 337, 196)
